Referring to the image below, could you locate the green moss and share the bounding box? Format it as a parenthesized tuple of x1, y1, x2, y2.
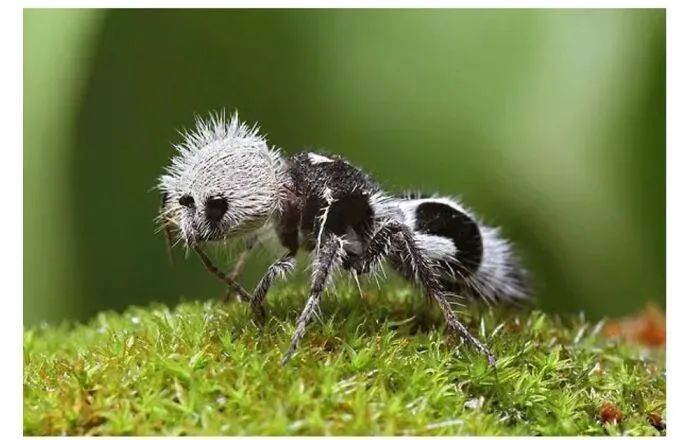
(23, 285, 665, 435)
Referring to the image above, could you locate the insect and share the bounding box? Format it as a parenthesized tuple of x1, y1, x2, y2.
(157, 113, 530, 365)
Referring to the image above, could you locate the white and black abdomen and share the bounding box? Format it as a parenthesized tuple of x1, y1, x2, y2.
(396, 197, 530, 303)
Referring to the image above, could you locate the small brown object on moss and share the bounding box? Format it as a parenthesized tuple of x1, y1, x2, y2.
(599, 402, 623, 424)
(647, 412, 666, 432)
(603, 303, 665, 347)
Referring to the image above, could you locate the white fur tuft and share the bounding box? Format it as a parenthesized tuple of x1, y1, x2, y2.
(158, 112, 289, 244)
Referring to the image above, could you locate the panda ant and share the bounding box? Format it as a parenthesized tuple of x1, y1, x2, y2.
(157, 113, 530, 365)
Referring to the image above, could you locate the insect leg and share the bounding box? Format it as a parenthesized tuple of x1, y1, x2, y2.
(356, 220, 397, 273)
(389, 223, 496, 365)
(193, 245, 251, 302)
(226, 237, 258, 281)
(250, 253, 297, 321)
(222, 237, 259, 303)
(282, 235, 344, 365)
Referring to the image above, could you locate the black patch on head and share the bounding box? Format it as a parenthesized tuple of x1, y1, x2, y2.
(414, 201, 483, 274)
(179, 194, 195, 208)
(205, 197, 228, 222)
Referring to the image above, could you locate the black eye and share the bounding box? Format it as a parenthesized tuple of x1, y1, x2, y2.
(205, 197, 228, 222)
(179, 195, 195, 208)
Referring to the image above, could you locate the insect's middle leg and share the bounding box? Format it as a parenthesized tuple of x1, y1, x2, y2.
(282, 235, 344, 365)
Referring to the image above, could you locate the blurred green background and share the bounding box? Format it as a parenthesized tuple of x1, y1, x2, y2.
(24, 9, 665, 325)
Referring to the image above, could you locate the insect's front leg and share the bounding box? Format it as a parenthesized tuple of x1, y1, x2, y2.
(193, 245, 251, 302)
(282, 235, 344, 365)
(250, 253, 297, 322)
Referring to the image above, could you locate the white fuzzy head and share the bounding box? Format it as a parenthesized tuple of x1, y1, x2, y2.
(158, 113, 287, 246)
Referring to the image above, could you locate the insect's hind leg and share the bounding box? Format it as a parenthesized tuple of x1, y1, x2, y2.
(364, 221, 496, 365)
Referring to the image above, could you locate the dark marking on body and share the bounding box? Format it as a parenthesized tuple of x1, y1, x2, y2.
(414, 201, 483, 274)
(285, 152, 379, 251)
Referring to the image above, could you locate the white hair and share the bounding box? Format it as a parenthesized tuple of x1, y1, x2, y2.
(158, 112, 288, 244)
